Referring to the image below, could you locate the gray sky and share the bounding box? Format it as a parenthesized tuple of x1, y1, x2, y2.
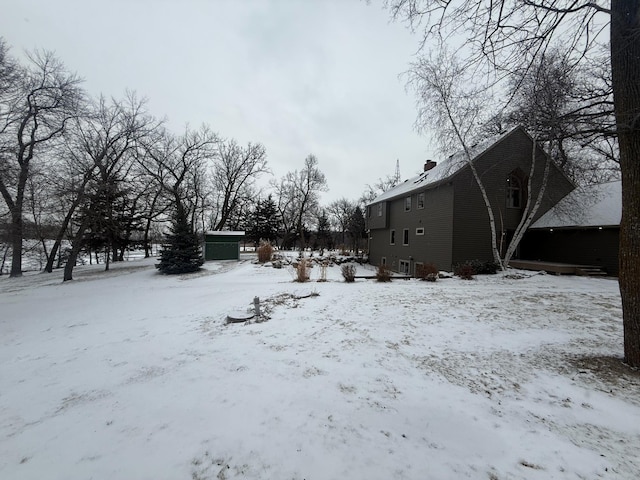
(1, 0, 435, 204)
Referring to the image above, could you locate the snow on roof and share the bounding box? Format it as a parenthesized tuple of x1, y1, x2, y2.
(530, 180, 621, 229)
(370, 126, 522, 204)
(205, 231, 246, 236)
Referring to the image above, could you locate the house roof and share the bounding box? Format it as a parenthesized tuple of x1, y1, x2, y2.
(369, 126, 524, 204)
(530, 180, 621, 229)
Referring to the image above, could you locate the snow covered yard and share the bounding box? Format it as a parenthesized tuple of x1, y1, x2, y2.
(1, 257, 638, 480)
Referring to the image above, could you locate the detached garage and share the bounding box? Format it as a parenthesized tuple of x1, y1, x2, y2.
(204, 231, 245, 261)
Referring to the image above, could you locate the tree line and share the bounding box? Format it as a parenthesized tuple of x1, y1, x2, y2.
(0, 38, 372, 279)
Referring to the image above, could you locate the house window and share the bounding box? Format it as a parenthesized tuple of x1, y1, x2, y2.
(390, 230, 396, 245)
(405, 196, 411, 211)
(403, 229, 409, 246)
(416, 227, 425, 236)
(507, 174, 522, 208)
(377, 203, 383, 216)
(367, 206, 371, 218)
(417, 192, 425, 209)
(399, 259, 410, 275)
(381, 257, 386, 266)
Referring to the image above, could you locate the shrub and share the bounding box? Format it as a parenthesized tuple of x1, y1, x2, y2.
(478, 260, 501, 275)
(456, 259, 501, 276)
(454, 262, 475, 280)
(376, 264, 392, 282)
(415, 262, 439, 280)
(257, 241, 274, 263)
(295, 259, 310, 282)
(341, 264, 356, 283)
(317, 262, 328, 282)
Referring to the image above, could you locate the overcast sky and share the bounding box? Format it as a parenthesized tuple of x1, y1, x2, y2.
(1, 0, 435, 204)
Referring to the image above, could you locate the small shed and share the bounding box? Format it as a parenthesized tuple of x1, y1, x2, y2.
(204, 231, 245, 261)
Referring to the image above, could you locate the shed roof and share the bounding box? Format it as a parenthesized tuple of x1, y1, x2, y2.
(530, 180, 621, 229)
(205, 231, 246, 236)
(369, 126, 523, 204)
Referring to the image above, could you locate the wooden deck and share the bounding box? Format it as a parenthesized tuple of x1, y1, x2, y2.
(508, 260, 607, 276)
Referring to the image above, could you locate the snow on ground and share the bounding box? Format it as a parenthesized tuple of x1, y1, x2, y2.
(1, 255, 639, 480)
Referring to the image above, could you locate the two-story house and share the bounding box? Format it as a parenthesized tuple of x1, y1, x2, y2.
(366, 127, 575, 274)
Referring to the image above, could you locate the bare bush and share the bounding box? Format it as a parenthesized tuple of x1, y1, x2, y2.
(341, 264, 356, 283)
(416, 263, 439, 280)
(318, 262, 328, 282)
(376, 264, 392, 282)
(454, 263, 475, 280)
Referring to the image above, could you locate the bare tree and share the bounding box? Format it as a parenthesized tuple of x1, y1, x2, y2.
(327, 197, 356, 246)
(0, 48, 83, 277)
(272, 155, 328, 250)
(210, 139, 268, 231)
(61, 93, 157, 280)
(386, 0, 640, 366)
(140, 125, 218, 235)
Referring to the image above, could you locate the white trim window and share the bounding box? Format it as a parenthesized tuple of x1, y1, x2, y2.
(381, 257, 387, 266)
(399, 259, 410, 275)
(416, 227, 425, 236)
(377, 203, 383, 216)
(417, 192, 425, 209)
(404, 196, 411, 211)
(390, 229, 396, 245)
(403, 228, 409, 246)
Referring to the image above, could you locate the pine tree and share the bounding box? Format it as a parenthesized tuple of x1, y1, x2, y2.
(248, 195, 280, 245)
(316, 210, 333, 250)
(347, 206, 366, 254)
(156, 207, 203, 274)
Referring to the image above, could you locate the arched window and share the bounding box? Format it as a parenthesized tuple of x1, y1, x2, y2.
(506, 173, 522, 208)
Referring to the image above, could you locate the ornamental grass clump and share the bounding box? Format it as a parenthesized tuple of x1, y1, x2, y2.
(257, 241, 274, 263)
(294, 259, 310, 283)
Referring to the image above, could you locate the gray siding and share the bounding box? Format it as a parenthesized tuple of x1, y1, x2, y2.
(451, 129, 574, 265)
(369, 184, 454, 272)
(366, 201, 389, 230)
(368, 128, 575, 273)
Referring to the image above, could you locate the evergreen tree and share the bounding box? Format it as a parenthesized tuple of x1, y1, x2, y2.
(347, 206, 366, 254)
(248, 195, 280, 245)
(316, 210, 333, 250)
(156, 206, 203, 274)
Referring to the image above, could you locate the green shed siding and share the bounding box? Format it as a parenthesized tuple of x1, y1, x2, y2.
(204, 233, 244, 260)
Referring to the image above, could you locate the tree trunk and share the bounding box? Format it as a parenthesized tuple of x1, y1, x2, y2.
(9, 209, 23, 277)
(611, 0, 640, 367)
(64, 216, 91, 281)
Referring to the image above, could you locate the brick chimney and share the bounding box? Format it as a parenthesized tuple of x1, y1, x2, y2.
(424, 160, 437, 172)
